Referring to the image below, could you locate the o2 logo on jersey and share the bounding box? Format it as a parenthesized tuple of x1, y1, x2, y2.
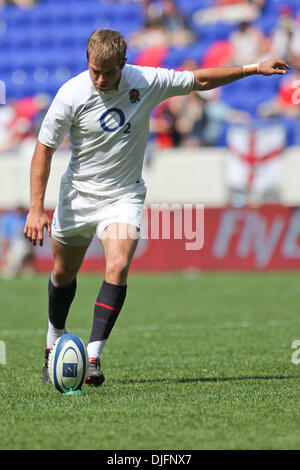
(100, 108, 131, 134)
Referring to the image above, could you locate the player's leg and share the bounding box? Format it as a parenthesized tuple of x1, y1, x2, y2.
(86, 223, 139, 385)
(43, 237, 90, 382)
(47, 237, 90, 343)
(101, 222, 139, 284)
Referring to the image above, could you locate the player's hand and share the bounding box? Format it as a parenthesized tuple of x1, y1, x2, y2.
(259, 59, 290, 76)
(24, 209, 51, 246)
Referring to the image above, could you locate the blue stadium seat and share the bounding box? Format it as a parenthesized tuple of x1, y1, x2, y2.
(112, 1, 143, 22)
(0, 28, 11, 52)
(221, 73, 283, 116)
(191, 22, 235, 42)
(253, 14, 279, 34)
(3, 5, 33, 28)
(271, 0, 300, 16)
(173, 0, 207, 16)
(0, 0, 296, 149)
(125, 47, 139, 66)
(162, 41, 208, 69)
(163, 47, 189, 69)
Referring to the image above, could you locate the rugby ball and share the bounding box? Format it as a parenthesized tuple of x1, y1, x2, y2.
(48, 333, 88, 393)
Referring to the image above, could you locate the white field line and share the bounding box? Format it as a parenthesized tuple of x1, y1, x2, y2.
(0, 319, 299, 337)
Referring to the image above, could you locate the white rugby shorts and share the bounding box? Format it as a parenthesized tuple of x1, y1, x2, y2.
(51, 180, 146, 246)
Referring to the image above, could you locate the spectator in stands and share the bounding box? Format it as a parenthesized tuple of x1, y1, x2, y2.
(270, 5, 296, 61)
(151, 93, 206, 148)
(151, 86, 252, 148)
(150, 98, 182, 148)
(201, 39, 234, 68)
(7, 0, 39, 8)
(0, 94, 50, 154)
(150, 56, 251, 148)
(200, 20, 267, 69)
(197, 87, 251, 146)
(129, 0, 196, 53)
(0, 103, 16, 151)
(170, 93, 207, 147)
(0, 206, 34, 279)
(289, 15, 300, 60)
(258, 52, 300, 119)
(129, 2, 169, 52)
(158, 0, 196, 46)
(192, 0, 265, 26)
(229, 21, 268, 65)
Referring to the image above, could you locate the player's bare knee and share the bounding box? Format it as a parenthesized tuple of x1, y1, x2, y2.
(105, 256, 130, 283)
(53, 263, 78, 286)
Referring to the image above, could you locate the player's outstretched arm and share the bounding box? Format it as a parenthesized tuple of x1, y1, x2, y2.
(24, 141, 56, 246)
(192, 59, 290, 91)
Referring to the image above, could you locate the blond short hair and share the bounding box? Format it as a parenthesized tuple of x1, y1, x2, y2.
(87, 29, 127, 65)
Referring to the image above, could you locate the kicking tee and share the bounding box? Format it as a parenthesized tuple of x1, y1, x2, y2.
(38, 64, 194, 197)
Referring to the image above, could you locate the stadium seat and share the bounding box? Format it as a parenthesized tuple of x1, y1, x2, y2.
(3, 5, 33, 28)
(173, 0, 207, 16)
(162, 41, 208, 69)
(192, 22, 235, 43)
(0, 0, 294, 150)
(163, 47, 191, 69)
(253, 14, 279, 34)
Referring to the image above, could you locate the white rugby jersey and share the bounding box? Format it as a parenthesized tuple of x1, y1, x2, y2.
(38, 64, 194, 196)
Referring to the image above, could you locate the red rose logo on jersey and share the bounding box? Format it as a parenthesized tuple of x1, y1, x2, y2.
(129, 89, 140, 104)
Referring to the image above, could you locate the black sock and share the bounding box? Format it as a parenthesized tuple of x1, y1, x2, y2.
(89, 280, 127, 343)
(48, 277, 77, 330)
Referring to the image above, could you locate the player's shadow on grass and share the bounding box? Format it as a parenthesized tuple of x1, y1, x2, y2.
(117, 375, 298, 385)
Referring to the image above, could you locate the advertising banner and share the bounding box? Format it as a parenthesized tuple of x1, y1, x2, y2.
(28, 205, 300, 272)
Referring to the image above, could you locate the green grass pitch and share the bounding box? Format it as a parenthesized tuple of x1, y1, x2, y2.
(0, 271, 300, 450)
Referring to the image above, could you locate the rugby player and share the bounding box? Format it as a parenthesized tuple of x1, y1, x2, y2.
(23, 29, 289, 386)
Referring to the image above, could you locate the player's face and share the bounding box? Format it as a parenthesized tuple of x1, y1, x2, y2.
(88, 55, 126, 92)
